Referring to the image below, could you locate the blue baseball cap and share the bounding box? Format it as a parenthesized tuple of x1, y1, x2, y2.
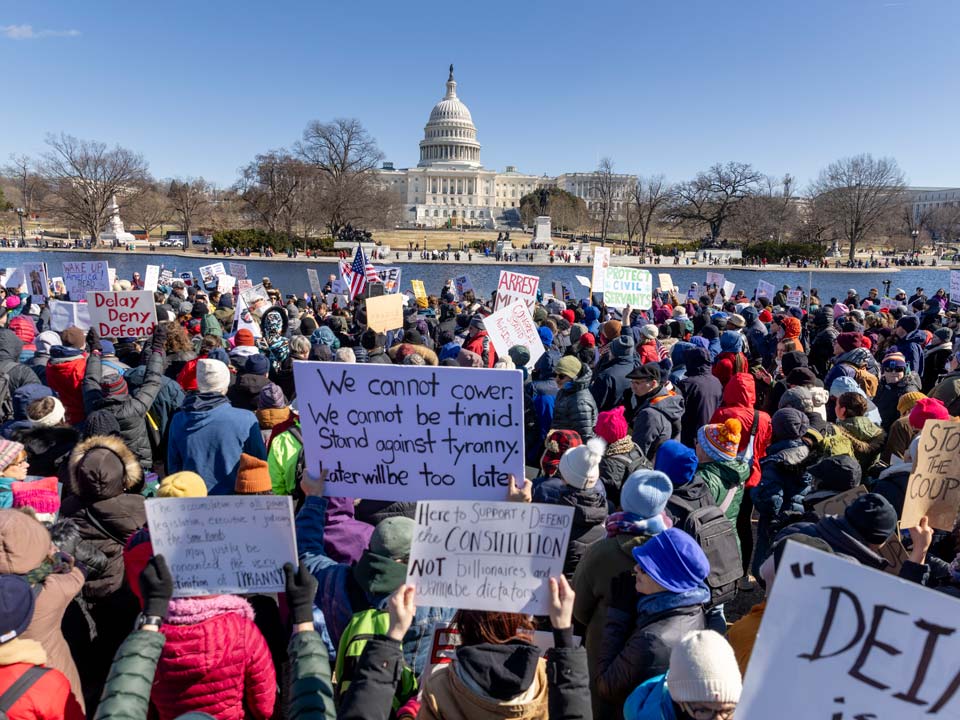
(632, 528, 710, 593)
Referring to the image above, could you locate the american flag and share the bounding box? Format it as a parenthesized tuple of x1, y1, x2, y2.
(344, 244, 380, 300)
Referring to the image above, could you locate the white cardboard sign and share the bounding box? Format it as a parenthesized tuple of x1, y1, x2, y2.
(406, 500, 573, 614)
(199, 262, 227, 286)
(145, 496, 297, 597)
(602, 267, 652, 309)
(229, 262, 248, 280)
(49, 300, 91, 332)
(901, 420, 960, 530)
(722, 280, 736, 300)
(493, 270, 539, 315)
(143, 265, 160, 292)
(62, 260, 110, 299)
(590, 246, 611, 293)
(484, 302, 545, 370)
(756, 279, 775, 299)
(217, 274, 236, 293)
(86, 291, 157, 338)
(293, 361, 525, 501)
(657, 273, 675, 292)
(950, 270, 960, 302)
(786, 289, 803, 307)
(738, 542, 960, 719)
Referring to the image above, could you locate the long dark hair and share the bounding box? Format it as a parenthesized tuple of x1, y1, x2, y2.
(453, 610, 536, 646)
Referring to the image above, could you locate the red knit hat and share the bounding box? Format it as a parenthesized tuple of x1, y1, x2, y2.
(540, 430, 583, 477)
(100, 373, 128, 398)
(595, 406, 629, 444)
(235, 328, 256, 347)
(835, 332, 864, 353)
(758, 308, 773, 323)
(561, 309, 575, 325)
(579, 333, 596, 349)
(909, 397, 951, 430)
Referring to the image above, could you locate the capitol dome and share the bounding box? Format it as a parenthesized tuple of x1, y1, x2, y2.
(418, 65, 482, 168)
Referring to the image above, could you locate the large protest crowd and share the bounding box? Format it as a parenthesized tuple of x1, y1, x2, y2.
(0, 259, 958, 720)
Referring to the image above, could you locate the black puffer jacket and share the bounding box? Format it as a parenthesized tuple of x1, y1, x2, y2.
(227, 372, 271, 412)
(590, 340, 636, 413)
(598, 443, 648, 508)
(12, 425, 80, 479)
(60, 435, 146, 600)
(873, 372, 922, 430)
(552, 365, 598, 440)
(532, 478, 608, 579)
(0, 328, 41, 398)
(82, 351, 163, 470)
(624, 385, 685, 460)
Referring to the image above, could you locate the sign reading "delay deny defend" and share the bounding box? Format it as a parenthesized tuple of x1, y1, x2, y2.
(86, 291, 157, 338)
(293, 361, 525, 501)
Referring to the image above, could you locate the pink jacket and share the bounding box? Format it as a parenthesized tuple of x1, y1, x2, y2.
(152, 595, 276, 720)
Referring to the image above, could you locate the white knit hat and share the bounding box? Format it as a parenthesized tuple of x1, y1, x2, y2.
(558, 438, 606, 489)
(640, 324, 659, 340)
(30, 396, 65, 428)
(196, 358, 230, 395)
(667, 630, 742, 704)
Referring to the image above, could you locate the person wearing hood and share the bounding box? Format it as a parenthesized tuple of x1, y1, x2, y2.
(583, 305, 601, 335)
(591, 335, 637, 413)
(710, 373, 771, 491)
(8, 314, 37, 363)
(82, 326, 166, 472)
(573, 469, 673, 718)
(623, 362, 684, 461)
(533, 439, 609, 578)
(460, 316, 497, 368)
(213, 292, 235, 334)
(667, 340, 695, 386)
(167, 358, 267, 495)
(778, 385, 831, 433)
(740, 304, 767, 357)
(677, 347, 723, 448)
(44, 325, 89, 426)
(227, 353, 272, 411)
(829, 391, 885, 475)
(254, 382, 291, 445)
(595, 528, 710, 719)
(524, 351, 561, 465)
(551, 356, 598, 441)
(873, 350, 922, 429)
(595, 406, 649, 508)
(752, 409, 812, 574)
(623, 629, 742, 720)
(711, 331, 748, 387)
(922, 327, 953, 393)
(26, 329, 60, 384)
(360, 329, 393, 365)
(697, 324, 722, 362)
(764, 349, 811, 414)
(295, 474, 454, 675)
(892, 315, 925, 377)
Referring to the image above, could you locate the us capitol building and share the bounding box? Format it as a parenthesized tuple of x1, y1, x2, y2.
(379, 65, 635, 229)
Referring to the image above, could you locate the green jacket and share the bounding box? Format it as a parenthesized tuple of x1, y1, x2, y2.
(268, 423, 302, 496)
(694, 459, 750, 526)
(288, 631, 337, 720)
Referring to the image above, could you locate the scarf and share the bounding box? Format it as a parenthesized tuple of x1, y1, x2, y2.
(605, 437, 635, 457)
(21, 552, 74, 587)
(636, 585, 711, 617)
(606, 511, 671, 538)
(353, 550, 407, 599)
(0, 638, 47, 666)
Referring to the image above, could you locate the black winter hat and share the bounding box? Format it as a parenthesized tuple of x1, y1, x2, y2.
(844, 493, 898, 544)
(700, 325, 720, 340)
(626, 362, 662, 383)
(807, 454, 861, 492)
(781, 351, 808, 376)
(772, 408, 809, 441)
(786, 367, 818, 387)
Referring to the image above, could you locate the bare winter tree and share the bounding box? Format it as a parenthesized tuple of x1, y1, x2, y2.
(927, 204, 960, 247)
(668, 161, 763, 242)
(625, 174, 670, 254)
(294, 118, 386, 237)
(122, 180, 172, 239)
(3, 154, 45, 217)
(727, 174, 798, 246)
(589, 157, 620, 244)
(167, 177, 211, 250)
(809, 154, 906, 262)
(235, 151, 309, 236)
(36, 134, 149, 245)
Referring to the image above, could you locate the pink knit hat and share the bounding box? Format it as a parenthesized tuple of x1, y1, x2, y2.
(3, 296, 20, 309)
(11, 477, 60, 518)
(595, 406, 629, 444)
(909, 397, 951, 430)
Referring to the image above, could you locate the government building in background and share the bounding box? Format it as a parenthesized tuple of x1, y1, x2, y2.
(378, 66, 635, 229)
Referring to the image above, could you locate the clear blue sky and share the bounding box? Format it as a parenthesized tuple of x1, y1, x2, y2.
(2, 0, 957, 188)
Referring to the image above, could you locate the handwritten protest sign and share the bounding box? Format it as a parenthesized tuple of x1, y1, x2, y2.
(879, 532, 909, 576)
(454, 274, 474, 297)
(411, 279, 428, 308)
(21, 262, 49, 302)
(233, 295, 262, 338)
(306, 269, 322, 295)
(602, 267, 652, 309)
(159, 269, 174, 286)
(229, 262, 247, 280)
(86, 291, 157, 338)
(737, 542, 960, 719)
(145, 496, 296, 597)
(62, 260, 109, 299)
(493, 270, 539, 315)
(657, 272, 675, 292)
(706, 271, 724, 287)
(484, 302, 545, 370)
(901, 420, 960, 529)
(217, 275, 236, 294)
(590, 246, 611, 293)
(293, 361, 525, 501)
(406, 500, 573, 614)
(365, 294, 404, 333)
(812, 485, 867, 518)
(950, 270, 960, 302)
(199, 262, 226, 286)
(49, 300, 90, 332)
(237, 278, 253, 292)
(722, 280, 736, 300)
(143, 265, 160, 292)
(786, 289, 803, 307)
(756, 279, 775, 299)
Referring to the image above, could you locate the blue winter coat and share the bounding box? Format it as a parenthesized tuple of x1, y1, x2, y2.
(166, 392, 267, 494)
(753, 438, 811, 517)
(623, 674, 675, 720)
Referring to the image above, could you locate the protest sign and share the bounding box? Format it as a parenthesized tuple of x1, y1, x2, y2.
(21, 262, 49, 302)
(786, 289, 803, 307)
(880, 297, 898, 310)
(590, 247, 610, 293)
(493, 270, 539, 315)
(229, 262, 248, 280)
(562, 281, 576, 301)
(233, 295, 262, 338)
(62, 260, 109, 299)
(406, 500, 573, 614)
(756, 279, 775, 299)
(705, 271, 724, 287)
(484, 302, 545, 371)
(374, 266, 402, 294)
(454, 274, 474, 297)
(901, 420, 960, 529)
(143, 265, 160, 292)
(879, 532, 909, 576)
(293, 361, 525, 501)
(199, 262, 227, 286)
(2, 268, 24, 288)
(179, 271, 194, 286)
(306, 269, 322, 295)
(145, 496, 297, 597)
(721, 280, 736, 300)
(657, 272, 675, 292)
(217, 274, 236, 293)
(108, 267, 117, 289)
(365, 294, 404, 333)
(812, 485, 867, 518)
(241, 283, 270, 314)
(602, 267, 652, 309)
(950, 270, 960, 302)
(237, 278, 253, 292)
(575, 274, 591, 289)
(411, 279, 428, 308)
(50, 277, 66, 296)
(86, 291, 157, 338)
(159, 269, 174, 286)
(49, 300, 90, 332)
(737, 542, 960, 719)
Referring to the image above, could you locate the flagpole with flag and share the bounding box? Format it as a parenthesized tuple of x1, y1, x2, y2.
(346, 242, 381, 301)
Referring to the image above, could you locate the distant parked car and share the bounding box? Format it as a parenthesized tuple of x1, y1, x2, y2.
(160, 238, 184, 248)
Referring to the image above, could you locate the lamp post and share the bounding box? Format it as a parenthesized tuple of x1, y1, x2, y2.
(911, 229, 919, 256)
(15, 208, 25, 241)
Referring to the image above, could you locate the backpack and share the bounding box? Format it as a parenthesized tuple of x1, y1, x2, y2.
(285, 423, 307, 512)
(736, 412, 760, 467)
(668, 494, 741, 607)
(334, 609, 418, 713)
(0, 360, 17, 423)
(843, 363, 879, 398)
(0, 666, 49, 719)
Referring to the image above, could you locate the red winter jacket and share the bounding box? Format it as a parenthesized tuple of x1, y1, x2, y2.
(710, 373, 772, 489)
(712, 351, 749, 387)
(462, 330, 496, 368)
(0, 661, 84, 720)
(152, 595, 276, 720)
(8, 316, 36, 353)
(44, 354, 87, 425)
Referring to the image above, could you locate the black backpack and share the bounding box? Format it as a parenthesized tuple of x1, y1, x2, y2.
(0, 666, 48, 718)
(669, 493, 741, 607)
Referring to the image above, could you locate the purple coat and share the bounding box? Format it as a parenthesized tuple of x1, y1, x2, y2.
(323, 497, 375, 565)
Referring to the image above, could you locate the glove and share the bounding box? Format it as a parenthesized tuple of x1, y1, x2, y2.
(140, 555, 174, 619)
(151, 323, 169, 351)
(85, 327, 100, 353)
(608, 571, 639, 615)
(284, 561, 318, 626)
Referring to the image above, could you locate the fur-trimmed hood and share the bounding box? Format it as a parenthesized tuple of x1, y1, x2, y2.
(68, 434, 144, 501)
